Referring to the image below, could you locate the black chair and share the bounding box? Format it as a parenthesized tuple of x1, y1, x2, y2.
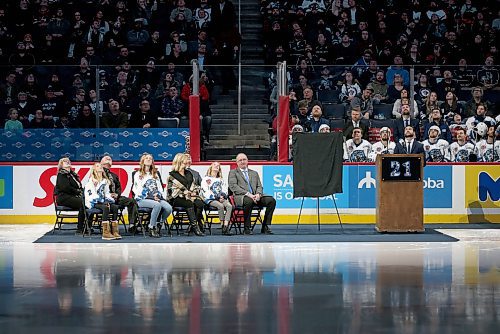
(323, 104, 346, 120)
(372, 104, 393, 120)
(52, 193, 79, 233)
(203, 204, 220, 235)
(228, 195, 263, 234)
(170, 206, 192, 235)
(368, 119, 395, 143)
(158, 118, 179, 128)
(81, 195, 103, 237)
(317, 89, 340, 104)
(329, 119, 345, 132)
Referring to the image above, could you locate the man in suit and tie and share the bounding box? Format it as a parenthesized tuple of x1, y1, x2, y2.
(394, 125, 425, 158)
(228, 153, 276, 235)
(343, 106, 369, 140)
(393, 103, 420, 142)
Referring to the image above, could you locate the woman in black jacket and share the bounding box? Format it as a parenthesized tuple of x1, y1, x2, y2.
(55, 157, 85, 233)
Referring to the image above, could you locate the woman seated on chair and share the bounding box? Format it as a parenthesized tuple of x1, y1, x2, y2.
(166, 153, 205, 236)
(132, 153, 173, 238)
(84, 162, 121, 240)
(201, 161, 233, 236)
(55, 157, 85, 234)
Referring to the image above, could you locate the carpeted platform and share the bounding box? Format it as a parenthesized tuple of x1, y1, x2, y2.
(35, 224, 459, 243)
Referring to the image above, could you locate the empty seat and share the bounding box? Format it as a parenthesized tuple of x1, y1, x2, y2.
(323, 104, 346, 120)
(372, 104, 393, 120)
(317, 89, 340, 104)
(329, 119, 345, 132)
(158, 118, 179, 128)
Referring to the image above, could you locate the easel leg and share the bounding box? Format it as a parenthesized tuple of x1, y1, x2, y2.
(317, 197, 320, 231)
(331, 195, 344, 233)
(296, 197, 305, 233)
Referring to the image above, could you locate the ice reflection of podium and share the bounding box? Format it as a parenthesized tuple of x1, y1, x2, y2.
(376, 154, 424, 233)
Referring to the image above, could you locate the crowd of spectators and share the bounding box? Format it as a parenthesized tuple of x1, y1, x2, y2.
(263, 0, 500, 161)
(0, 0, 240, 145)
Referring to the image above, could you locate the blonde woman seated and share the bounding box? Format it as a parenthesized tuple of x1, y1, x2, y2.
(84, 162, 121, 240)
(201, 162, 233, 236)
(167, 153, 205, 236)
(132, 153, 172, 238)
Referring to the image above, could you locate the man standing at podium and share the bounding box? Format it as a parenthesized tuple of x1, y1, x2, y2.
(394, 125, 425, 156)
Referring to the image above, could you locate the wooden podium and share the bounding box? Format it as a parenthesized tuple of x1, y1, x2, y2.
(376, 154, 424, 232)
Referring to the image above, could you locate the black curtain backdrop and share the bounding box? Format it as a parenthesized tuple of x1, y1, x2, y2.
(292, 132, 343, 197)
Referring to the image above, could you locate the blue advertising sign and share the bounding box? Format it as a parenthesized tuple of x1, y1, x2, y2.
(262, 165, 349, 209)
(0, 166, 13, 209)
(347, 165, 453, 209)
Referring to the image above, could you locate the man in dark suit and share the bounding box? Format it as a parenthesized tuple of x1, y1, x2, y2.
(393, 104, 420, 142)
(185, 153, 202, 186)
(343, 106, 369, 140)
(394, 125, 425, 161)
(228, 153, 276, 235)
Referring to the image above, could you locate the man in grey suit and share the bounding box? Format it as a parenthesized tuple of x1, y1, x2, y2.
(185, 153, 202, 186)
(228, 153, 276, 235)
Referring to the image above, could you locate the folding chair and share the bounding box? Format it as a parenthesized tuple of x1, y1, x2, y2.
(52, 193, 79, 234)
(203, 204, 220, 235)
(82, 197, 103, 237)
(170, 206, 191, 235)
(228, 195, 263, 234)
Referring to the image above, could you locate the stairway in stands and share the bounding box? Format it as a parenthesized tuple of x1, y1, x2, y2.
(204, 0, 271, 161)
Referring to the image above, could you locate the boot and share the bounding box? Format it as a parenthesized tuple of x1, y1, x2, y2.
(186, 208, 204, 236)
(111, 221, 122, 239)
(102, 221, 115, 240)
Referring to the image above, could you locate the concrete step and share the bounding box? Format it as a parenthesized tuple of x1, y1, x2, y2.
(204, 147, 271, 161)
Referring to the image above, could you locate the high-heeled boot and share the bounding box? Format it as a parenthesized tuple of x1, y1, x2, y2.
(186, 207, 204, 236)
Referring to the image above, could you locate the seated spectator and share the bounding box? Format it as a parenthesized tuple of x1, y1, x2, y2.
(291, 75, 310, 101)
(291, 100, 310, 130)
(129, 100, 158, 128)
(4, 108, 23, 131)
(350, 84, 373, 119)
(343, 127, 372, 162)
(414, 72, 433, 106)
(441, 92, 465, 122)
(127, 18, 150, 58)
(74, 104, 96, 128)
(66, 89, 87, 125)
(392, 90, 419, 119)
(464, 86, 494, 117)
(29, 109, 54, 128)
(454, 58, 475, 88)
(101, 100, 128, 128)
(160, 86, 183, 124)
(386, 55, 410, 86)
(436, 70, 462, 101)
(167, 153, 205, 236)
(359, 60, 380, 89)
(306, 104, 329, 133)
(133, 153, 173, 238)
(170, 0, 193, 24)
(352, 49, 373, 78)
(343, 106, 368, 140)
(394, 104, 421, 142)
(84, 162, 121, 240)
(423, 108, 452, 143)
(476, 56, 499, 90)
(421, 91, 440, 120)
(369, 70, 389, 104)
(386, 73, 409, 103)
(55, 157, 85, 234)
(339, 71, 361, 104)
(422, 126, 450, 162)
(201, 161, 233, 236)
(13, 91, 36, 126)
(449, 127, 475, 162)
(20, 73, 42, 103)
(315, 66, 336, 92)
(298, 86, 322, 113)
(334, 32, 357, 65)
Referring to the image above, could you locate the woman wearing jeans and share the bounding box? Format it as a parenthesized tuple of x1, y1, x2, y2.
(132, 154, 172, 238)
(201, 161, 233, 235)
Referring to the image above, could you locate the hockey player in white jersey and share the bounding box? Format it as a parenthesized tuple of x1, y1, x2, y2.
(475, 124, 500, 162)
(449, 127, 475, 162)
(422, 125, 450, 162)
(344, 127, 372, 162)
(465, 104, 496, 144)
(370, 126, 396, 162)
